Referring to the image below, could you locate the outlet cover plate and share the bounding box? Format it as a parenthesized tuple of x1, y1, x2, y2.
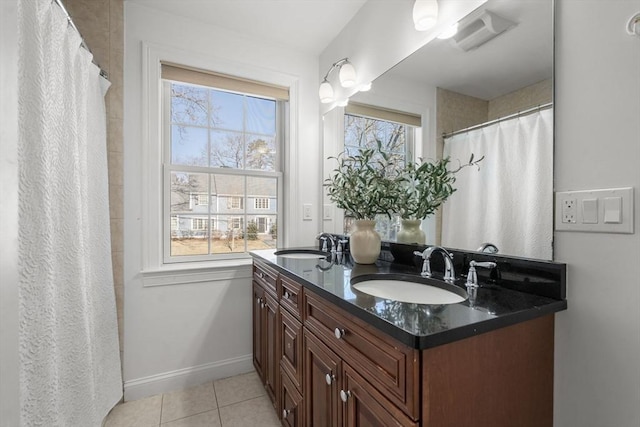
(555, 187, 634, 233)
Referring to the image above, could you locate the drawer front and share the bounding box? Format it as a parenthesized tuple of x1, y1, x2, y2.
(280, 275, 303, 319)
(254, 260, 277, 295)
(280, 370, 304, 427)
(280, 308, 303, 390)
(304, 291, 419, 420)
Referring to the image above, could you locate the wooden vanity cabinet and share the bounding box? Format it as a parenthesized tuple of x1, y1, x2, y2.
(252, 260, 556, 427)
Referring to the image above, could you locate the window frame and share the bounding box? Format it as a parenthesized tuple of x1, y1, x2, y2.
(139, 43, 300, 277)
(161, 80, 284, 264)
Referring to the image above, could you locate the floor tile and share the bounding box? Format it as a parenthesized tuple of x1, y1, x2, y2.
(104, 394, 162, 427)
(213, 371, 265, 407)
(218, 395, 279, 427)
(161, 409, 221, 427)
(161, 382, 217, 424)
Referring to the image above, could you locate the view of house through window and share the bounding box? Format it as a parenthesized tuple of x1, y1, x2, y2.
(163, 66, 284, 260)
(343, 112, 415, 241)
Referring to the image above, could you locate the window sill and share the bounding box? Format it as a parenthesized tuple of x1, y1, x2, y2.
(141, 258, 253, 287)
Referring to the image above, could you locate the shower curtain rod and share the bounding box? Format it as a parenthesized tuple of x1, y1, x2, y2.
(52, 0, 109, 80)
(442, 102, 553, 139)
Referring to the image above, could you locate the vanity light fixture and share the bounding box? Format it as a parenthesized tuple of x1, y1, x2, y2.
(319, 57, 358, 103)
(413, 0, 439, 31)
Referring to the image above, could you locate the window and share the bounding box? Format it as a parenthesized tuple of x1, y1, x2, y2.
(254, 197, 270, 209)
(227, 196, 244, 210)
(343, 103, 419, 241)
(162, 64, 286, 261)
(192, 218, 208, 230)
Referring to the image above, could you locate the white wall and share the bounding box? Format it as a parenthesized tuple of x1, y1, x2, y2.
(123, 2, 320, 399)
(553, 1, 640, 425)
(0, 0, 20, 425)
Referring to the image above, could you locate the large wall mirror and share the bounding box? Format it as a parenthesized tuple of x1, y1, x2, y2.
(322, 0, 554, 260)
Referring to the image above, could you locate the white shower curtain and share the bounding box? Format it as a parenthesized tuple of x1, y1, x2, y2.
(18, 0, 122, 425)
(441, 108, 553, 260)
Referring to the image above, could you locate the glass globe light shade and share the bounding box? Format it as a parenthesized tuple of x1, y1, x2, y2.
(413, 0, 439, 31)
(338, 62, 357, 88)
(319, 80, 334, 103)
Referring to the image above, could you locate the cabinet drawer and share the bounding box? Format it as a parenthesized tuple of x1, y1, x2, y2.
(280, 308, 303, 391)
(280, 370, 304, 427)
(254, 260, 277, 295)
(303, 291, 419, 420)
(280, 275, 303, 319)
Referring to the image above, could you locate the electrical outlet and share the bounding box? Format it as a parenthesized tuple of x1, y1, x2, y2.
(561, 198, 577, 223)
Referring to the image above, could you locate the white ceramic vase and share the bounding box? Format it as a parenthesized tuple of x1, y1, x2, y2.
(349, 219, 381, 264)
(396, 219, 426, 245)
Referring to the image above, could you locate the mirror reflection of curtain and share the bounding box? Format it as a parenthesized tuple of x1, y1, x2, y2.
(441, 109, 553, 259)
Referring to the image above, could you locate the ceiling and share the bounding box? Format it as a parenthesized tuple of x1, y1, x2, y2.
(126, 0, 368, 55)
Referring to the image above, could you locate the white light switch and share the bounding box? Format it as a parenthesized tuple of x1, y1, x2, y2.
(582, 198, 598, 224)
(604, 197, 622, 223)
(303, 203, 313, 221)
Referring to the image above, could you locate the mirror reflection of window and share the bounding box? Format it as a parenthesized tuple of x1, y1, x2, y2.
(341, 104, 420, 241)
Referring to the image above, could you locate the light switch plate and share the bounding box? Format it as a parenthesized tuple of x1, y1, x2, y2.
(555, 187, 634, 233)
(303, 203, 313, 221)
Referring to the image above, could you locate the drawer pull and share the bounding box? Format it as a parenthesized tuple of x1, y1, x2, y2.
(256, 297, 262, 304)
(340, 389, 351, 403)
(334, 328, 345, 339)
(325, 373, 335, 385)
(256, 271, 265, 279)
(282, 409, 290, 418)
(283, 291, 291, 300)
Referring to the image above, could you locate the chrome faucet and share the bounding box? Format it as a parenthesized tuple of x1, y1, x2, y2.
(465, 260, 497, 288)
(317, 233, 337, 253)
(413, 246, 456, 282)
(477, 242, 499, 254)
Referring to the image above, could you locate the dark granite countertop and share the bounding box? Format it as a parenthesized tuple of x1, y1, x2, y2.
(250, 248, 567, 350)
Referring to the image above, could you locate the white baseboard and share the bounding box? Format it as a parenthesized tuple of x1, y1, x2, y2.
(123, 354, 254, 401)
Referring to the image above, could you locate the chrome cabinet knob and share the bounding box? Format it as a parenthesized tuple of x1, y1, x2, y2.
(282, 409, 290, 418)
(334, 328, 345, 339)
(257, 271, 265, 278)
(340, 389, 351, 403)
(325, 373, 335, 385)
(283, 291, 290, 300)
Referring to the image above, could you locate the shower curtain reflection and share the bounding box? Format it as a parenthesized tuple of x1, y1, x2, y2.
(441, 108, 553, 260)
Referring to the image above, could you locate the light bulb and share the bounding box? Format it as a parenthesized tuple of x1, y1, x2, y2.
(319, 80, 334, 103)
(358, 82, 372, 92)
(339, 62, 357, 88)
(413, 0, 438, 32)
(437, 22, 458, 39)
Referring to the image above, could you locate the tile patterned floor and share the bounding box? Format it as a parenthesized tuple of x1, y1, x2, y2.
(105, 371, 280, 427)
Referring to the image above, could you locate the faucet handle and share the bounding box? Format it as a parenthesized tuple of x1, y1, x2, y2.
(465, 260, 497, 288)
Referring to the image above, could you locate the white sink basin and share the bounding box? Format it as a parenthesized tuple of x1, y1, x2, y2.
(274, 249, 328, 259)
(352, 277, 467, 305)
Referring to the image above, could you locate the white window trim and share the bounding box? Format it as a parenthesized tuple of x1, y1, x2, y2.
(140, 42, 299, 277)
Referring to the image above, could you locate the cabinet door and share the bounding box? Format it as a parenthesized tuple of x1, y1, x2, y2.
(252, 281, 265, 381)
(280, 371, 304, 427)
(342, 364, 418, 427)
(280, 307, 303, 389)
(304, 330, 341, 427)
(264, 292, 279, 407)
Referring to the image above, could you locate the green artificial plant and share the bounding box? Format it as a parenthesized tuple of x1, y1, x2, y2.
(324, 142, 400, 220)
